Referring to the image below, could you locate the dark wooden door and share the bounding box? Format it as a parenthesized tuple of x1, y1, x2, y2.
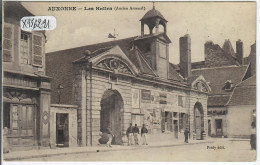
(195, 116, 201, 139)
(56, 113, 69, 147)
(9, 104, 34, 146)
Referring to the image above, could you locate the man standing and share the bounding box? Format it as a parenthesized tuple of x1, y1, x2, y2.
(141, 124, 148, 145)
(184, 128, 190, 143)
(133, 124, 140, 145)
(126, 123, 133, 146)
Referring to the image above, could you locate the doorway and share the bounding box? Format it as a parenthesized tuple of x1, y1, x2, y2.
(208, 120, 211, 136)
(100, 90, 123, 145)
(215, 119, 223, 137)
(165, 111, 173, 132)
(56, 113, 69, 147)
(194, 102, 204, 140)
(3, 103, 35, 147)
(173, 120, 178, 138)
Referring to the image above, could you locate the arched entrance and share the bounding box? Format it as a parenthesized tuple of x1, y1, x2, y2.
(194, 102, 204, 139)
(100, 90, 123, 145)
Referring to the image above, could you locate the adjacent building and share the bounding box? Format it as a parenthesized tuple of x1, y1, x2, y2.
(190, 39, 256, 138)
(2, 2, 52, 150)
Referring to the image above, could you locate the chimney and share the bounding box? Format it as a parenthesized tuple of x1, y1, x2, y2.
(236, 40, 244, 65)
(250, 43, 256, 76)
(179, 34, 191, 78)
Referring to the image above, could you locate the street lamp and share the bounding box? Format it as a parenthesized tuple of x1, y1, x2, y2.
(57, 84, 64, 104)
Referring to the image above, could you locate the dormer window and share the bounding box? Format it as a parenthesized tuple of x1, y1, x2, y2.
(224, 80, 232, 91)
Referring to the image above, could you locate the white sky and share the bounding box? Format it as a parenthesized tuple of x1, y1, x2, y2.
(22, 1, 256, 64)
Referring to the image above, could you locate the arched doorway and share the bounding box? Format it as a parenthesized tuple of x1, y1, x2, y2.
(100, 90, 123, 145)
(194, 102, 204, 140)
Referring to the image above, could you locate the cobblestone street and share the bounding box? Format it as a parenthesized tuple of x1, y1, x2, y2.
(22, 139, 256, 162)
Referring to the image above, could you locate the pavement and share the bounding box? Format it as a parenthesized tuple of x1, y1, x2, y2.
(3, 133, 221, 161)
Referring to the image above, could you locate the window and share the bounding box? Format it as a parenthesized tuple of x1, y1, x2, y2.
(19, 31, 43, 66)
(20, 32, 31, 64)
(224, 80, 232, 91)
(159, 93, 167, 104)
(3, 24, 13, 62)
(141, 89, 151, 102)
(178, 96, 183, 107)
(32, 34, 43, 66)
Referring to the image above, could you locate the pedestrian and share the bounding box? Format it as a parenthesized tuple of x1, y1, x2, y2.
(133, 124, 140, 145)
(106, 126, 113, 148)
(126, 123, 134, 146)
(141, 124, 148, 145)
(184, 128, 189, 143)
(250, 122, 256, 150)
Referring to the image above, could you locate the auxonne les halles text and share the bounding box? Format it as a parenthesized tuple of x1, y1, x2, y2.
(48, 6, 146, 11)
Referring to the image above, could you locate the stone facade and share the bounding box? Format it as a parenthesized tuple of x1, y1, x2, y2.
(71, 62, 209, 146)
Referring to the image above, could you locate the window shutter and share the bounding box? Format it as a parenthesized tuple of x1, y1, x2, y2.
(3, 25, 13, 62)
(32, 34, 43, 66)
(161, 110, 165, 132)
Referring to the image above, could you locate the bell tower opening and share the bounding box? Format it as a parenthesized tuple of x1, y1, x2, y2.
(140, 5, 168, 37)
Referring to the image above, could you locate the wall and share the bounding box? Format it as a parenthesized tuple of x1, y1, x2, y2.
(226, 105, 255, 138)
(74, 67, 195, 145)
(73, 64, 208, 146)
(50, 104, 78, 147)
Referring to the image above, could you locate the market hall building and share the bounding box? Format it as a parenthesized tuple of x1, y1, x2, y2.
(46, 7, 211, 146)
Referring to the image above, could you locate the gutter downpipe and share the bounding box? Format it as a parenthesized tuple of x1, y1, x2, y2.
(90, 62, 93, 146)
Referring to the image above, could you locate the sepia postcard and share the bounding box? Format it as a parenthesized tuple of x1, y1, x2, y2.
(1, 0, 257, 163)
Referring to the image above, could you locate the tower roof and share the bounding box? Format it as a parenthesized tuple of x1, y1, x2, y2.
(140, 7, 167, 22)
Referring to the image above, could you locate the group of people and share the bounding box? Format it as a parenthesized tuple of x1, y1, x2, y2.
(107, 123, 190, 147)
(126, 123, 148, 146)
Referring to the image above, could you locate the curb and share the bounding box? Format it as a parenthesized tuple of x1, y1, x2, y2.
(4, 141, 214, 161)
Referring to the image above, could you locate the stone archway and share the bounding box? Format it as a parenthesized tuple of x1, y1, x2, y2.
(100, 90, 123, 145)
(194, 102, 204, 140)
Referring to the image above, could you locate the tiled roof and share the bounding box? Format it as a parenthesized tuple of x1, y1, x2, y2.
(140, 7, 167, 21)
(191, 61, 205, 69)
(237, 75, 256, 87)
(228, 87, 256, 106)
(4, 2, 34, 20)
(46, 36, 185, 103)
(169, 63, 185, 82)
(192, 65, 247, 95)
(208, 95, 231, 107)
(227, 75, 256, 106)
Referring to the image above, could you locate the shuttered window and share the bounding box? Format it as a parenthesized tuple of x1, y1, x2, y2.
(3, 24, 13, 62)
(32, 34, 43, 66)
(20, 32, 31, 64)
